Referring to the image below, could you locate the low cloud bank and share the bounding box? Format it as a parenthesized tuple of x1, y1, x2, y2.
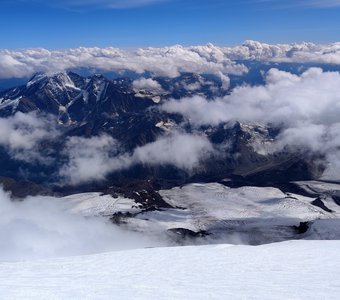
(0, 45, 246, 85)
(223, 40, 340, 64)
(3, 41, 340, 82)
(0, 187, 161, 261)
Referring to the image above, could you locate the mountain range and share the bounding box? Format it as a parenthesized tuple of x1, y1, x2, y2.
(0, 71, 327, 197)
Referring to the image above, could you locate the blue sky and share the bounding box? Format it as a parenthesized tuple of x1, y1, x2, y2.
(0, 0, 340, 49)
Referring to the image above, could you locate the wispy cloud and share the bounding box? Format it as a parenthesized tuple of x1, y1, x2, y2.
(21, 0, 169, 10)
(254, 0, 340, 9)
(301, 0, 340, 8)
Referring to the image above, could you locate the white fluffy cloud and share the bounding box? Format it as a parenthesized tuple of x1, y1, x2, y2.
(0, 187, 158, 261)
(132, 78, 164, 93)
(3, 41, 340, 82)
(0, 54, 33, 79)
(0, 45, 246, 81)
(132, 133, 214, 172)
(0, 112, 59, 163)
(0, 112, 215, 184)
(162, 68, 340, 127)
(59, 135, 130, 185)
(223, 40, 340, 64)
(161, 68, 340, 178)
(60, 132, 215, 185)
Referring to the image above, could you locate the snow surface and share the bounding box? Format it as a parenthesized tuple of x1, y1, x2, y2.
(0, 96, 21, 110)
(294, 180, 340, 195)
(1, 183, 340, 298)
(62, 192, 142, 217)
(160, 183, 328, 221)
(128, 183, 335, 235)
(63, 183, 335, 229)
(0, 240, 339, 299)
(57, 183, 340, 244)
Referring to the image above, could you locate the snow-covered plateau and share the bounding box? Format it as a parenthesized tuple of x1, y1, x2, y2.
(1, 181, 340, 299)
(60, 181, 340, 245)
(0, 240, 339, 300)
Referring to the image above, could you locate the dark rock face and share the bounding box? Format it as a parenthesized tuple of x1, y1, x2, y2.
(294, 222, 311, 234)
(332, 191, 340, 206)
(166, 228, 209, 244)
(312, 197, 334, 213)
(105, 181, 174, 211)
(0, 176, 53, 198)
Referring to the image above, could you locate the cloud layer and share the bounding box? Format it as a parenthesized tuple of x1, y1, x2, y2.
(0, 187, 161, 261)
(0, 110, 215, 185)
(162, 67, 340, 178)
(0, 45, 246, 81)
(60, 132, 215, 185)
(223, 40, 340, 64)
(0, 112, 59, 163)
(162, 68, 340, 127)
(3, 41, 340, 82)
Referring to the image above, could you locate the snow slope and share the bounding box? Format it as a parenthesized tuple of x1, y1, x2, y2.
(61, 192, 142, 217)
(58, 183, 340, 245)
(125, 183, 338, 242)
(0, 240, 339, 300)
(63, 183, 335, 227)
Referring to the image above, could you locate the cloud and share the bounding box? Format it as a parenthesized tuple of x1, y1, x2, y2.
(0, 112, 215, 185)
(0, 54, 33, 79)
(132, 132, 215, 171)
(162, 96, 229, 126)
(60, 132, 215, 185)
(132, 78, 165, 93)
(223, 40, 340, 64)
(0, 112, 59, 163)
(255, 0, 340, 9)
(162, 68, 340, 127)
(161, 68, 340, 178)
(0, 187, 161, 261)
(295, 0, 340, 8)
(0, 45, 245, 81)
(20, 0, 168, 10)
(3, 41, 340, 82)
(59, 135, 130, 185)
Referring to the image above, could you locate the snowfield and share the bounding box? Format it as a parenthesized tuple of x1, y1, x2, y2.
(1, 182, 340, 299)
(0, 240, 339, 300)
(62, 192, 142, 217)
(59, 182, 340, 245)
